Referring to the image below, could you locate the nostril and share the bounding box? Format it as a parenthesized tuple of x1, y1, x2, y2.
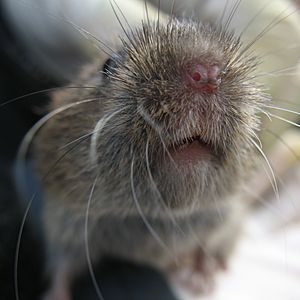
(186, 63, 221, 93)
(191, 71, 202, 82)
(189, 64, 208, 82)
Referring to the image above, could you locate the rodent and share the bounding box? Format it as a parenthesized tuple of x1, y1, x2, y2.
(16, 1, 293, 299)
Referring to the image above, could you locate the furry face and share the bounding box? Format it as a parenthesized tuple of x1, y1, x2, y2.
(81, 20, 269, 215)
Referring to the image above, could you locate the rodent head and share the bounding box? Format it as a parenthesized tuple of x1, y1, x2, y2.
(91, 19, 269, 216)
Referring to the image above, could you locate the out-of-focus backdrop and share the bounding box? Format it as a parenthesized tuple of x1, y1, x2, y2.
(0, 1, 299, 300)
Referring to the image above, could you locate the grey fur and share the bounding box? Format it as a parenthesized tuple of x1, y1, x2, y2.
(28, 19, 269, 290)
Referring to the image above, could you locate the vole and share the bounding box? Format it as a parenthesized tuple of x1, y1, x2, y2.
(15, 1, 288, 299)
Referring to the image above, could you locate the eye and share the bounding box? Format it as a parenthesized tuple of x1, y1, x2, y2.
(102, 54, 120, 77)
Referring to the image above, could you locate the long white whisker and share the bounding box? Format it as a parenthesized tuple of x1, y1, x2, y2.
(14, 194, 36, 300)
(238, 1, 271, 38)
(145, 139, 185, 235)
(267, 113, 300, 128)
(62, 18, 115, 56)
(145, 134, 210, 252)
(272, 98, 300, 108)
(18, 98, 100, 163)
(137, 106, 179, 170)
(256, 107, 272, 121)
(60, 132, 94, 150)
(249, 137, 279, 201)
(15, 131, 94, 300)
(259, 41, 300, 61)
(84, 174, 104, 300)
(218, 0, 230, 25)
(264, 128, 300, 161)
(254, 65, 299, 79)
(0, 86, 96, 108)
(89, 107, 126, 165)
(249, 129, 263, 150)
(145, 139, 167, 207)
(264, 105, 300, 116)
(107, 0, 135, 49)
(169, 0, 176, 21)
(143, 0, 150, 26)
(262, 162, 280, 199)
(111, 0, 133, 34)
(130, 154, 173, 255)
(255, 72, 300, 79)
(224, 0, 242, 32)
(18, 0, 114, 56)
(239, 8, 296, 58)
(137, 105, 163, 135)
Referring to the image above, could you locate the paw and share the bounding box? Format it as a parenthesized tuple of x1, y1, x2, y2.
(168, 248, 226, 295)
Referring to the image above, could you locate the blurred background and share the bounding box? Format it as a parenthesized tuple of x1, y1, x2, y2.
(0, 0, 300, 300)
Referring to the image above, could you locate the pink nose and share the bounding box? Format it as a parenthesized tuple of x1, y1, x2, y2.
(186, 64, 221, 93)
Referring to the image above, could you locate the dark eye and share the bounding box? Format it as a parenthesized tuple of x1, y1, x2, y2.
(102, 54, 120, 77)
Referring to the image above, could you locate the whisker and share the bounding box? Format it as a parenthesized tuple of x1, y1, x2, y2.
(14, 88, 100, 299)
(255, 71, 300, 79)
(62, 107, 125, 152)
(250, 129, 263, 150)
(137, 106, 162, 134)
(267, 113, 300, 128)
(234, 8, 298, 64)
(143, 0, 150, 26)
(60, 132, 94, 150)
(14, 193, 35, 300)
(90, 107, 126, 165)
(238, 1, 271, 38)
(218, 0, 230, 26)
(130, 154, 173, 255)
(264, 128, 300, 161)
(18, 0, 115, 56)
(249, 136, 279, 201)
(272, 98, 300, 109)
(253, 107, 272, 121)
(145, 139, 167, 207)
(84, 174, 104, 300)
(169, 0, 176, 21)
(107, 0, 136, 49)
(262, 162, 280, 200)
(258, 42, 300, 61)
(145, 139, 185, 235)
(264, 105, 300, 116)
(157, 0, 161, 29)
(62, 18, 116, 56)
(18, 98, 100, 162)
(15, 134, 92, 300)
(137, 106, 179, 170)
(0, 86, 96, 108)
(224, 0, 243, 32)
(111, 0, 134, 34)
(158, 136, 181, 173)
(253, 65, 300, 79)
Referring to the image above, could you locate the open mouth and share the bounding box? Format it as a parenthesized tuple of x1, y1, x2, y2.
(169, 136, 213, 164)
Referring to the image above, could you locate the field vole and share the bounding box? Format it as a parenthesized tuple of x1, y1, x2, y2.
(14, 1, 299, 299)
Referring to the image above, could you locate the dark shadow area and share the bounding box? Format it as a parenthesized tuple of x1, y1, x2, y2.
(72, 259, 178, 300)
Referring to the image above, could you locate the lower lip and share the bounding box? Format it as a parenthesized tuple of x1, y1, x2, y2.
(169, 140, 212, 164)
